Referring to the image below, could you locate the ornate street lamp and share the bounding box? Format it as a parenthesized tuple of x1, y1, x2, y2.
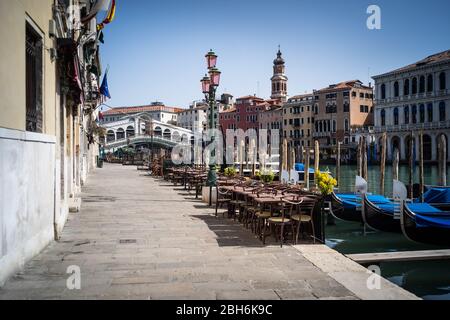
(201, 50, 221, 205)
(205, 50, 217, 69)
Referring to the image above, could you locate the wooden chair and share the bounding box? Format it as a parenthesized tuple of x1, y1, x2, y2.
(264, 196, 301, 248)
(291, 198, 317, 244)
(216, 186, 231, 217)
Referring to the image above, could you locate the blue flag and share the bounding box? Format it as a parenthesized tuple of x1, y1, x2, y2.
(100, 73, 111, 99)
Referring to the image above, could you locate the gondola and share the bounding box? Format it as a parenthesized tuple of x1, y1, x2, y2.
(416, 187, 450, 211)
(330, 192, 363, 222)
(401, 202, 450, 246)
(362, 193, 401, 233)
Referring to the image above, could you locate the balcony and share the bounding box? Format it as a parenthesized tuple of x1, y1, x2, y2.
(375, 89, 449, 105)
(374, 120, 450, 133)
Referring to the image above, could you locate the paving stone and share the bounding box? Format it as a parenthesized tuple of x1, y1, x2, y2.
(0, 164, 357, 300)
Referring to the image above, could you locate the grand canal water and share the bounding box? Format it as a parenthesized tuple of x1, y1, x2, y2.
(323, 164, 450, 300)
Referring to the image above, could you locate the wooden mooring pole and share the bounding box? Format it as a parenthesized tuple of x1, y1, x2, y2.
(305, 148, 310, 190)
(380, 132, 387, 196)
(336, 142, 341, 188)
(393, 148, 399, 181)
(357, 137, 362, 177)
(409, 132, 414, 199)
(419, 131, 424, 202)
(438, 134, 447, 186)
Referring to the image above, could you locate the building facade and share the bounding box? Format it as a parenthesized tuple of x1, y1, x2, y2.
(313, 80, 374, 153)
(177, 101, 208, 134)
(0, 0, 110, 285)
(372, 50, 450, 162)
(283, 94, 314, 148)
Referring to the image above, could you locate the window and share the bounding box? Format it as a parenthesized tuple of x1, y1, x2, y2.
(440, 102, 446, 121)
(427, 74, 433, 92)
(404, 106, 410, 124)
(412, 77, 418, 94)
(419, 104, 425, 123)
(394, 107, 399, 125)
(25, 23, 43, 132)
(419, 76, 425, 93)
(440, 72, 446, 90)
(412, 105, 417, 124)
(394, 81, 399, 97)
(332, 120, 336, 133)
(360, 93, 364, 98)
(352, 91, 357, 98)
(404, 79, 410, 96)
(427, 103, 433, 122)
(344, 119, 349, 132)
(381, 109, 386, 126)
(343, 102, 349, 112)
(381, 84, 386, 99)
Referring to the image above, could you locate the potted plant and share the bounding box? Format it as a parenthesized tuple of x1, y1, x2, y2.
(224, 166, 237, 178)
(257, 169, 275, 184)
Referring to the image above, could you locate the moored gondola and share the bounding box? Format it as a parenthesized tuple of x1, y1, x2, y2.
(330, 192, 363, 222)
(401, 202, 450, 246)
(362, 194, 401, 233)
(417, 187, 450, 211)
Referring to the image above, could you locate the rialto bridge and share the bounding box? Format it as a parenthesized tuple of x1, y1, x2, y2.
(101, 113, 195, 151)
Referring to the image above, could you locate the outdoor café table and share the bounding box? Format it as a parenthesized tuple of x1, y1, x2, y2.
(252, 195, 313, 243)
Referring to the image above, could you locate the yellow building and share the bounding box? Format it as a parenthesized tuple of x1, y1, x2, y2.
(0, 0, 108, 285)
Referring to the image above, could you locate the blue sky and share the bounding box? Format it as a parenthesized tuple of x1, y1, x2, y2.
(100, 0, 450, 108)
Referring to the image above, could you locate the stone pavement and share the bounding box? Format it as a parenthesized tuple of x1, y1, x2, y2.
(0, 163, 363, 300)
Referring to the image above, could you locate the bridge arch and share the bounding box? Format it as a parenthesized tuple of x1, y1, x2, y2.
(116, 128, 125, 140)
(154, 127, 162, 137)
(163, 129, 171, 140)
(126, 126, 135, 138)
(107, 130, 115, 142)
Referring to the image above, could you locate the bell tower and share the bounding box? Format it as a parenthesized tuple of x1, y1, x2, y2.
(271, 46, 288, 101)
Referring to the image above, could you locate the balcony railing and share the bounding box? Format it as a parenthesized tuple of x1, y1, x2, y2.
(374, 120, 450, 133)
(375, 89, 449, 105)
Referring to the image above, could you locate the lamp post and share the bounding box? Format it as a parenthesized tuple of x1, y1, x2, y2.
(201, 50, 221, 206)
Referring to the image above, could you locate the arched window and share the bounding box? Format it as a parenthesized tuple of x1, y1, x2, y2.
(126, 126, 135, 138)
(315, 122, 319, 132)
(319, 122, 323, 132)
(393, 107, 399, 125)
(394, 81, 399, 97)
(332, 120, 337, 133)
(412, 77, 418, 94)
(404, 79, 410, 96)
(381, 84, 386, 99)
(419, 76, 425, 93)
(440, 102, 446, 121)
(427, 103, 433, 122)
(106, 130, 115, 142)
(116, 128, 125, 140)
(412, 105, 417, 124)
(419, 104, 425, 123)
(440, 72, 447, 90)
(404, 106, 410, 124)
(423, 135, 432, 161)
(276, 82, 280, 91)
(427, 74, 433, 92)
(381, 109, 386, 126)
(344, 119, 349, 132)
